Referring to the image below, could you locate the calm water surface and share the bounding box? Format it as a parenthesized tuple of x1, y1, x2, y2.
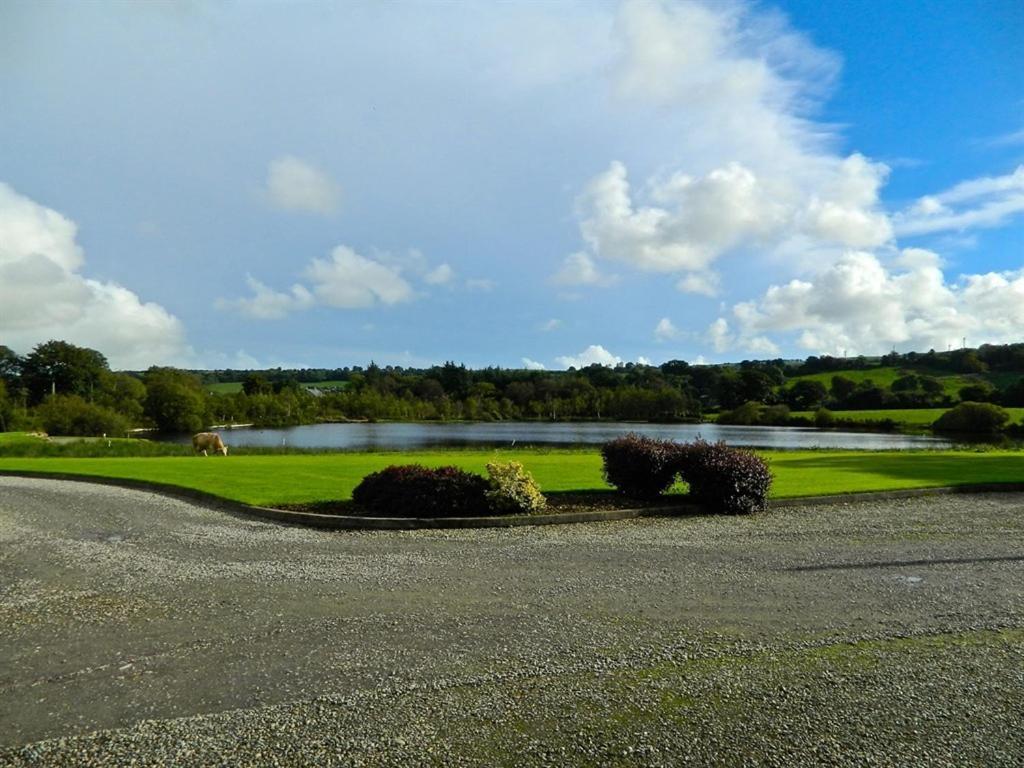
(168, 421, 952, 451)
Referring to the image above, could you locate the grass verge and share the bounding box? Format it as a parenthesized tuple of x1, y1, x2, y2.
(2, 447, 1024, 507)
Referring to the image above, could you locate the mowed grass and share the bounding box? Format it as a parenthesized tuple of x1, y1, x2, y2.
(2, 449, 1024, 507)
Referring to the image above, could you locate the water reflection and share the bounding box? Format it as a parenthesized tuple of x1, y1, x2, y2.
(163, 421, 952, 451)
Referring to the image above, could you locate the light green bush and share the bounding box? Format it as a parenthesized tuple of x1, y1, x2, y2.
(486, 461, 547, 515)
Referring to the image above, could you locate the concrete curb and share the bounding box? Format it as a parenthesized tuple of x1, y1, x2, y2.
(3, 469, 1024, 530)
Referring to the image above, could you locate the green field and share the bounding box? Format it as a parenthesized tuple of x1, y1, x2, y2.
(205, 380, 348, 394)
(785, 366, 980, 397)
(789, 407, 1024, 426)
(2, 448, 1023, 507)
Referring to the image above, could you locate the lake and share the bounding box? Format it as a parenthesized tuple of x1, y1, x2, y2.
(165, 421, 952, 451)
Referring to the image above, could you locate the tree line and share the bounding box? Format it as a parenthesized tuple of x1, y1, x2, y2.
(4, 339, 1024, 436)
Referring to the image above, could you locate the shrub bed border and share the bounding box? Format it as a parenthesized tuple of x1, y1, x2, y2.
(3, 469, 1024, 530)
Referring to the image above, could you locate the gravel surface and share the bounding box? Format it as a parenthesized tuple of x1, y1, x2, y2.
(1, 476, 1022, 766)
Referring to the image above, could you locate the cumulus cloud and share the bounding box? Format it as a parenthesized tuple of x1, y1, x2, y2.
(265, 155, 340, 215)
(551, 251, 617, 286)
(215, 276, 314, 319)
(727, 248, 1024, 355)
(560, 0, 892, 289)
(554, 344, 623, 369)
(0, 181, 190, 368)
(894, 165, 1024, 237)
(424, 263, 455, 285)
(654, 317, 683, 341)
(521, 357, 546, 370)
(306, 246, 414, 308)
(706, 316, 778, 356)
(220, 245, 415, 317)
(465, 278, 496, 292)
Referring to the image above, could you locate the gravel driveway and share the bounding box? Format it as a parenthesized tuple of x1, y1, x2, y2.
(1, 476, 1022, 766)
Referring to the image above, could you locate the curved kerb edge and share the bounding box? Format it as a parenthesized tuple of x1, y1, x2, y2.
(2, 470, 1024, 530)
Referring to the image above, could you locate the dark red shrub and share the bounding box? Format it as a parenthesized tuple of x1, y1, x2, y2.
(352, 464, 491, 517)
(601, 433, 682, 499)
(679, 439, 773, 515)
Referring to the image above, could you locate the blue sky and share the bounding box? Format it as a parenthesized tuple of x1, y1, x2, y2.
(1, 0, 1022, 370)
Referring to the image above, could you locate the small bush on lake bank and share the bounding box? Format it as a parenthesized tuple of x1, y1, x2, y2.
(933, 402, 1009, 435)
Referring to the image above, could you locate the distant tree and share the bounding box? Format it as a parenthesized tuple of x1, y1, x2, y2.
(918, 376, 944, 396)
(35, 394, 128, 437)
(242, 373, 273, 396)
(143, 367, 208, 432)
(0, 345, 22, 389)
(438, 361, 471, 398)
(958, 382, 996, 403)
(1001, 377, 1024, 407)
(830, 375, 857, 402)
(933, 402, 1009, 435)
(846, 381, 889, 409)
(21, 340, 109, 405)
(786, 380, 828, 410)
(660, 359, 690, 377)
(891, 374, 920, 392)
(0, 380, 13, 432)
(95, 372, 147, 425)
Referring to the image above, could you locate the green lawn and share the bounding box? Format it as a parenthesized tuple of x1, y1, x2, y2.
(2, 449, 1023, 507)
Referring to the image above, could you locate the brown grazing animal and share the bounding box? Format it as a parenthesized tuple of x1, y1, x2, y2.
(192, 432, 228, 456)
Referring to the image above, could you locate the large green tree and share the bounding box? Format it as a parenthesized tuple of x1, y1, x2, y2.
(21, 340, 109, 405)
(143, 367, 208, 433)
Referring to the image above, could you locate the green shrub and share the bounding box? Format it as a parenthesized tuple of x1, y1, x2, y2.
(35, 395, 128, 437)
(351, 464, 491, 517)
(814, 407, 835, 428)
(601, 433, 681, 499)
(679, 439, 773, 515)
(485, 461, 546, 515)
(932, 402, 1009, 435)
(717, 401, 790, 426)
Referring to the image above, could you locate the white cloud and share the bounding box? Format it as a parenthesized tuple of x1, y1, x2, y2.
(0, 181, 190, 368)
(554, 344, 623, 369)
(221, 245, 414, 316)
(521, 357, 546, 370)
(706, 316, 778, 356)
(729, 248, 1024, 355)
(306, 246, 413, 308)
(538, 318, 562, 332)
(424, 263, 455, 285)
(265, 155, 340, 215)
(465, 278, 496, 292)
(215, 276, 314, 319)
(984, 127, 1024, 148)
(654, 317, 683, 341)
(551, 251, 617, 286)
(560, 0, 893, 288)
(894, 165, 1024, 237)
(676, 272, 719, 296)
